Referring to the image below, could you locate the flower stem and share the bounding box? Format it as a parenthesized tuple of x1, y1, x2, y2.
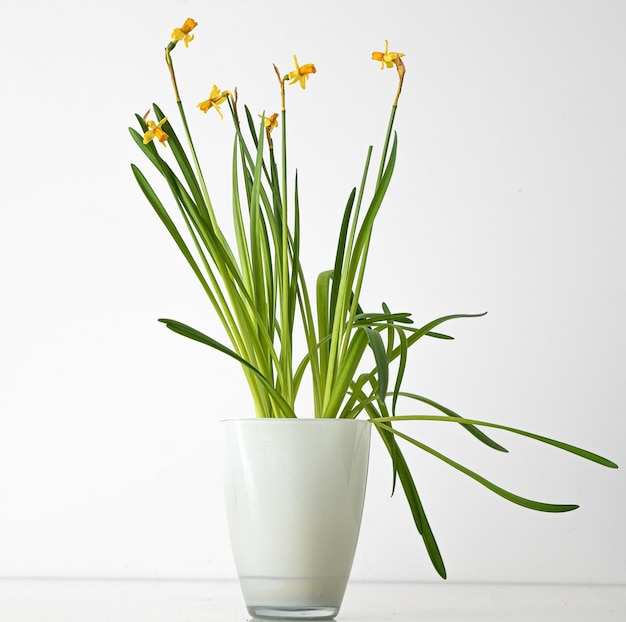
(165, 48, 219, 230)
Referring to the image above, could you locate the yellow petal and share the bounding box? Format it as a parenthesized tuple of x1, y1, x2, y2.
(197, 99, 212, 113)
(143, 124, 168, 145)
(171, 28, 184, 42)
(180, 18, 197, 34)
(154, 128, 169, 143)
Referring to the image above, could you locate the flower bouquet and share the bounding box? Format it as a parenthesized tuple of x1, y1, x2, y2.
(129, 18, 617, 582)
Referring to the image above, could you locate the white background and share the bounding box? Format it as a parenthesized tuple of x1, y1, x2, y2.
(1, 0, 624, 585)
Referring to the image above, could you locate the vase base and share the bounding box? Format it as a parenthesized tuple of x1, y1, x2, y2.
(247, 605, 339, 620)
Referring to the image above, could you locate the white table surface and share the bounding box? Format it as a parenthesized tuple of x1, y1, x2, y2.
(0, 579, 624, 621)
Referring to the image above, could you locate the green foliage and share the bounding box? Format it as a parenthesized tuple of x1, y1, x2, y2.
(130, 37, 616, 579)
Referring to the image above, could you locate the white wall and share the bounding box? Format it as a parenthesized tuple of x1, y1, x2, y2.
(0, 0, 624, 584)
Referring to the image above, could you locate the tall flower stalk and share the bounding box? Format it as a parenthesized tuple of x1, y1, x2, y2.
(129, 20, 617, 578)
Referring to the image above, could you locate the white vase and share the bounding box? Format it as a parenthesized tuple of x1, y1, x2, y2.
(221, 418, 371, 620)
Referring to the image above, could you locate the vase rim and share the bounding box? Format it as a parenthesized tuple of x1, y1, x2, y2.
(220, 417, 370, 425)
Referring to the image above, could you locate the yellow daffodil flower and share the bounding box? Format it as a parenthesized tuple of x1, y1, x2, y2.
(259, 112, 279, 133)
(171, 18, 198, 47)
(287, 55, 316, 89)
(143, 117, 169, 147)
(197, 85, 231, 119)
(371, 40, 405, 69)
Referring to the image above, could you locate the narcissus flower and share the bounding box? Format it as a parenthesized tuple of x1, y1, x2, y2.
(171, 18, 197, 47)
(287, 55, 316, 89)
(259, 112, 279, 133)
(197, 85, 231, 119)
(143, 116, 169, 146)
(371, 40, 405, 69)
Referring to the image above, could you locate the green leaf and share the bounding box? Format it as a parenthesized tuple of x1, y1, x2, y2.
(153, 103, 211, 223)
(330, 188, 357, 330)
(363, 327, 388, 403)
(354, 311, 414, 325)
(396, 393, 508, 452)
(368, 405, 447, 578)
(373, 414, 618, 468)
(130, 164, 211, 299)
(323, 330, 369, 418)
(425, 331, 454, 340)
(158, 318, 296, 418)
(375, 422, 580, 512)
(392, 326, 408, 416)
(351, 312, 504, 452)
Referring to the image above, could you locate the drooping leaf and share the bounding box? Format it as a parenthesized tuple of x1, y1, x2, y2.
(375, 422, 580, 512)
(374, 414, 618, 468)
(158, 318, 296, 418)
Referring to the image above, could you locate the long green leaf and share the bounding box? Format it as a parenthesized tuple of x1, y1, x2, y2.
(363, 327, 388, 402)
(374, 422, 580, 512)
(330, 188, 357, 330)
(316, 269, 333, 395)
(395, 393, 508, 452)
(158, 318, 295, 418)
(355, 312, 505, 451)
(130, 164, 210, 297)
(392, 326, 408, 416)
(323, 330, 369, 418)
(367, 403, 447, 578)
(372, 415, 618, 468)
(153, 104, 210, 223)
